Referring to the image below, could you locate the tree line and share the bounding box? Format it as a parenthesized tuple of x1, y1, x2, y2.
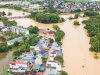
(83, 11, 100, 52)
(28, 13, 65, 24)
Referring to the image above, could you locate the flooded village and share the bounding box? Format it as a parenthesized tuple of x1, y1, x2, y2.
(0, 0, 100, 75)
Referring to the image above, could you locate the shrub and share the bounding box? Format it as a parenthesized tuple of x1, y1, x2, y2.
(53, 25, 60, 30)
(74, 13, 79, 19)
(61, 71, 68, 75)
(55, 56, 64, 64)
(8, 12, 12, 16)
(68, 16, 73, 20)
(82, 20, 88, 24)
(94, 53, 99, 59)
(74, 21, 80, 25)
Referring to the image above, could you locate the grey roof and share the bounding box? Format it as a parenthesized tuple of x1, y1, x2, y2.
(46, 64, 57, 75)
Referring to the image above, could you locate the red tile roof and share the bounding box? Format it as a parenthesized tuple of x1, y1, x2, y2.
(25, 52, 32, 55)
(9, 61, 28, 65)
(39, 29, 48, 34)
(35, 72, 43, 75)
(0, 41, 4, 43)
(48, 31, 55, 34)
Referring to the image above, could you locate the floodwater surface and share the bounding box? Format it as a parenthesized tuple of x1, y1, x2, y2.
(0, 50, 14, 75)
(60, 14, 100, 75)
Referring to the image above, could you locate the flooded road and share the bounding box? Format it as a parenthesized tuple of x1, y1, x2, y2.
(0, 50, 14, 75)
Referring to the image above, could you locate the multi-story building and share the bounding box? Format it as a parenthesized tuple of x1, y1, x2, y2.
(10, 26, 29, 35)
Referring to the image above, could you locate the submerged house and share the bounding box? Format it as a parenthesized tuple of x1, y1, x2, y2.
(1, 26, 10, 32)
(38, 39, 50, 50)
(7, 34, 29, 45)
(7, 36, 22, 45)
(0, 41, 5, 43)
(52, 42, 62, 51)
(35, 56, 42, 65)
(46, 64, 57, 75)
(9, 61, 29, 72)
(10, 26, 29, 34)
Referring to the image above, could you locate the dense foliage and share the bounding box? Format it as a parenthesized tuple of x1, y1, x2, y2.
(28, 34, 39, 46)
(84, 15, 100, 52)
(28, 13, 65, 24)
(8, 12, 12, 16)
(55, 56, 64, 64)
(28, 26, 39, 34)
(74, 13, 79, 19)
(0, 43, 8, 52)
(61, 71, 68, 75)
(84, 10, 99, 16)
(0, 36, 6, 42)
(1, 17, 17, 26)
(74, 21, 80, 25)
(55, 30, 65, 42)
(53, 25, 60, 30)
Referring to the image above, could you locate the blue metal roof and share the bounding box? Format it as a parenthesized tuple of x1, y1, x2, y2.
(7, 36, 22, 43)
(7, 34, 30, 43)
(34, 56, 38, 58)
(40, 51, 45, 55)
(33, 64, 40, 70)
(11, 26, 28, 31)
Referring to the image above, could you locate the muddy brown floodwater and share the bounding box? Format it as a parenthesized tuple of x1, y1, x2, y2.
(60, 14, 100, 75)
(0, 50, 14, 75)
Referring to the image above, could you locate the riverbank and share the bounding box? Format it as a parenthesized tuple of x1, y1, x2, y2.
(0, 47, 18, 75)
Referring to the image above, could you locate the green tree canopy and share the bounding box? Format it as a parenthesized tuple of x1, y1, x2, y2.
(28, 26, 39, 34)
(0, 43, 8, 52)
(55, 56, 64, 64)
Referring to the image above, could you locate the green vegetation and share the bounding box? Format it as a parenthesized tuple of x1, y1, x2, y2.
(42, 58, 47, 63)
(94, 53, 99, 59)
(1, 17, 17, 26)
(0, 36, 6, 42)
(2, 31, 23, 41)
(13, 43, 30, 56)
(28, 34, 39, 46)
(82, 20, 88, 24)
(74, 9, 81, 12)
(49, 38, 54, 43)
(68, 16, 73, 20)
(8, 12, 12, 16)
(74, 21, 80, 25)
(28, 13, 65, 24)
(55, 30, 65, 42)
(0, 11, 6, 17)
(28, 26, 39, 34)
(84, 14, 100, 52)
(55, 56, 64, 64)
(74, 13, 79, 19)
(53, 25, 60, 30)
(61, 71, 68, 75)
(33, 51, 36, 56)
(0, 43, 8, 52)
(57, 41, 63, 46)
(69, 13, 79, 20)
(84, 10, 99, 16)
(44, 6, 60, 14)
